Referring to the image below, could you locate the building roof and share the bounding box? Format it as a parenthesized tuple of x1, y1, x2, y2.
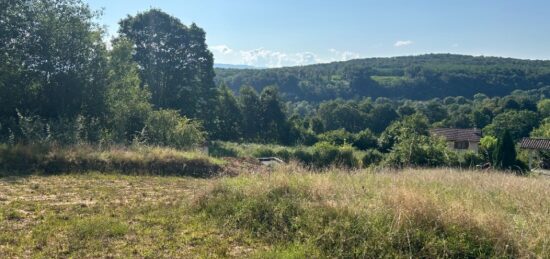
(430, 128, 482, 142)
(519, 138, 550, 150)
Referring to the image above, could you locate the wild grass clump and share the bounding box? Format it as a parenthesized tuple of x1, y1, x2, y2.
(193, 166, 547, 257)
(0, 144, 223, 177)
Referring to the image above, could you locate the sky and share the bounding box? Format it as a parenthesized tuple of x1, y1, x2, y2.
(86, 0, 550, 68)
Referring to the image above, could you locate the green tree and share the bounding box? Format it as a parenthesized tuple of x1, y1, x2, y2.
(484, 110, 540, 141)
(479, 136, 498, 163)
(239, 86, 262, 141)
(537, 99, 550, 118)
(318, 129, 354, 146)
(353, 129, 378, 150)
(105, 38, 152, 143)
(367, 104, 398, 133)
(119, 9, 216, 120)
(0, 0, 108, 119)
(144, 110, 205, 149)
(259, 86, 290, 144)
(379, 113, 430, 152)
(531, 118, 550, 138)
(492, 130, 520, 171)
(213, 85, 242, 141)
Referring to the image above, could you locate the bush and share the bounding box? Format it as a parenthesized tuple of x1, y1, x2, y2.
(352, 129, 378, 150)
(275, 149, 292, 162)
(252, 147, 276, 158)
(335, 145, 360, 168)
(208, 141, 240, 157)
(312, 142, 341, 168)
(308, 142, 360, 169)
(143, 109, 205, 149)
(460, 151, 484, 168)
(293, 149, 314, 165)
(384, 134, 451, 168)
(362, 149, 384, 167)
(317, 129, 354, 146)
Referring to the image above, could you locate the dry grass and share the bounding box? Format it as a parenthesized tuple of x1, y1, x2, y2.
(0, 144, 224, 177)
(1, 165, 549, 257)
(197, 165, 550, 257)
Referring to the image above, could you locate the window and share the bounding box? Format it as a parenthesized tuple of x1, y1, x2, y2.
(454, 141, 469, 150)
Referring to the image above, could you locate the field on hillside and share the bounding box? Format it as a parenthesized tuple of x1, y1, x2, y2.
(1, 166, 549, 258)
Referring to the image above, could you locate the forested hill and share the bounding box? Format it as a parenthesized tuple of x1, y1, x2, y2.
(215, 54, 550, 102)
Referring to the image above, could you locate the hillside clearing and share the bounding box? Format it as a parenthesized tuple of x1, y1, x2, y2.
(1, 167, 549, 258)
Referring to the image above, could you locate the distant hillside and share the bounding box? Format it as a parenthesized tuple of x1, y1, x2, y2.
(215, 54, 550, 102)
(214, 63, 263, 69)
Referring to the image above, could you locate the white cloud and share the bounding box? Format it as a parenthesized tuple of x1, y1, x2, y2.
(210, 45, 363, 68)
(394, 40, 414, 47)
(329, 49, 361, 61)
(211, 44, 233, 54)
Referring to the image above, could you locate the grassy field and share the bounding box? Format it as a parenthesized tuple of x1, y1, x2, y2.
(1, 165, 549, 258)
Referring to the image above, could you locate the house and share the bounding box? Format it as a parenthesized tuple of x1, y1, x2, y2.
(519, 138, 550, 171)
(430, 128, 482, 152)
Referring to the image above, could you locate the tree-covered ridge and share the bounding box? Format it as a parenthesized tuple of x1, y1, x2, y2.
(215, 54, 550, 101)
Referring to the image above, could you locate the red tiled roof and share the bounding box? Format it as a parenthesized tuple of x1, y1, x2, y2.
(519, 138, 550, 150)
(430, 128, 482, 142)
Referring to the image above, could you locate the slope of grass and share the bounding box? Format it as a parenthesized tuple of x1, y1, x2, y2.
(0, 166, 549, 257)
(0, 144, 224, 177)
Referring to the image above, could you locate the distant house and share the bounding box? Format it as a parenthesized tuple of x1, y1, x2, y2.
(519, 138, 550, 170)
(430, 128, 482, 152)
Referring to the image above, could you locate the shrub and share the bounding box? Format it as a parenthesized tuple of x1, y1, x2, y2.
(460, 151, 484, 168)
(306, 142, 360, 169)
(275, 149, 292, 162)
(312, 142, 341, 168)
(317, 129, 354, 146)
(252, 147, 276, 158)
(362, 149, 384, 167)
(292, 149, 314, 166)
(335, 145, 360, 168)
(143, 109, 205, 149)
(352, 129, 378, 150)
(384, 134, 451, 168)
(208, 141, 240, 157)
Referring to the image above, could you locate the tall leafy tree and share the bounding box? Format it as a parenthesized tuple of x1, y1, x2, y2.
(493, 130, 519, 171)
(106, 38, 152, 142)
(484, 110, 540, 141)
(0, 0, 108, 119)
(119, 9, 216, 120)
(259, 86, 289, 144)
(239, 86, 262, 141)
(212, 85, 242, 141)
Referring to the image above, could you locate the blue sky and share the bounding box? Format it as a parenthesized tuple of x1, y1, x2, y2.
(87, 0, 550, 67)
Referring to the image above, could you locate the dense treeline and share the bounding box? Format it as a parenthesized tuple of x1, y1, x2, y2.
(215, 54, 550, 101)
(0, 1, 210, 148)
(1, 0, 548, 172)
(211, 85, 549, 171)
